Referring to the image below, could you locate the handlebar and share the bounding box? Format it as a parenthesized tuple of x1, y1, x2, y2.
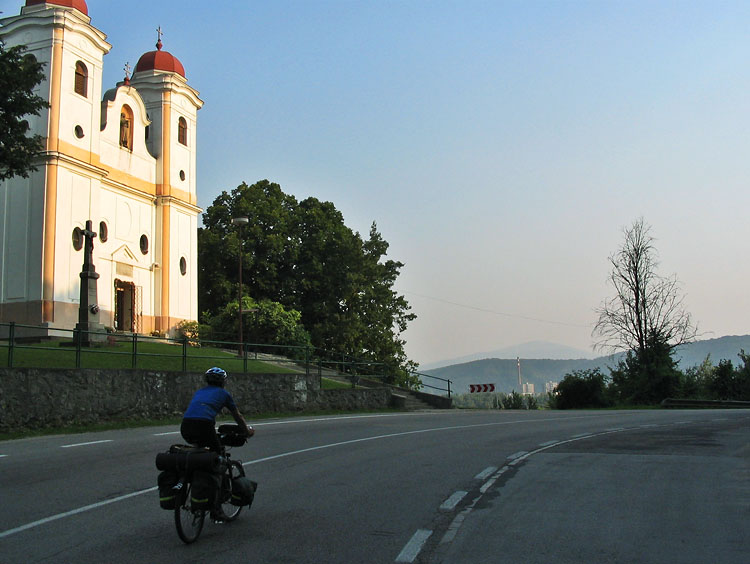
(217, 424, 254, 447)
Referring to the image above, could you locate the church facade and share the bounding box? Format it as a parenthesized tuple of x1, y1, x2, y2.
(0, 0, 203, 337)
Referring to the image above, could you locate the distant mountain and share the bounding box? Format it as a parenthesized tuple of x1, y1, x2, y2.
(672, 335, 750, 368)
(420, 341, 595, 370)
(424, 335, 750, 395)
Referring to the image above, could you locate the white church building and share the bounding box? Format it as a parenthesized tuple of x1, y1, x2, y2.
(0, 0, 203, 337)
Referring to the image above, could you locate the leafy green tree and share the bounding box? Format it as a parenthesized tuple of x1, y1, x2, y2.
(735, 350, 750, 401)
(608, 335, 681, 404)
(204, 296, 311, 350)
(681, 355, 714, 399)
(198, 180, 417, 382)
(552, 368, 611, 409)
(0, 42, 48, 180)
(708, 359, 735, 400)
(199, 180, 299, 316)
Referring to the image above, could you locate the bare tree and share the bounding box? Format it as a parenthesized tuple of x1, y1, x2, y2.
(593, 218, 697, 355)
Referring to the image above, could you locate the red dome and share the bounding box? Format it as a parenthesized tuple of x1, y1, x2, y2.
(25, 0, 88, 15)
(135, 43, 186, 78)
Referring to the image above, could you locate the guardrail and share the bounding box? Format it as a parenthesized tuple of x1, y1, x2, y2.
(661, 398, 750, 409)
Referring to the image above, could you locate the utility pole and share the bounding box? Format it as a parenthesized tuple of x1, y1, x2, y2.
(231, 216, 249, 355)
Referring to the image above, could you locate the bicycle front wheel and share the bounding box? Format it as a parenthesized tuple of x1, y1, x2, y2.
(175, 482, 205, 544)
(218, 460, 245, 522)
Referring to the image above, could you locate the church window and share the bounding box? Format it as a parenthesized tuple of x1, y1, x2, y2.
(74, 125, 84, 138)
(178, 117, 188, 145)
(74, 61, 88, 97)
(99, 221, 108, 242)
(72, 227, 83, 251)
(140, 234, 149, 255)
(180, 257, 187, 276)
(179, 170, 185, 181)
(120, 105, 134, 150)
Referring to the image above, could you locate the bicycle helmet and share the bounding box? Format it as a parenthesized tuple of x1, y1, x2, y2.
(205, 366, 228, 387)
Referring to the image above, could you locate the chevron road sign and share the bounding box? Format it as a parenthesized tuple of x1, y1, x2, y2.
(469, 384, 496, 393)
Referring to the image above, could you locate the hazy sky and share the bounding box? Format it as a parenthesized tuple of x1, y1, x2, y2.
(6, 0, 750, 366)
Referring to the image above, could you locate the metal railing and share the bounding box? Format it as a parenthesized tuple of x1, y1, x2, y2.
(0, 322, 416, 388)
(412, 371, 452, 397)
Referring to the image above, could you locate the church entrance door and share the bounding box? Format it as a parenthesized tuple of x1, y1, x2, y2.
(114, 279, 135, 332)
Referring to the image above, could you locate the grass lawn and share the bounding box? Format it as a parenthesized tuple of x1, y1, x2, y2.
(1, 339, 300, 374)
(321, 377, 354, 390)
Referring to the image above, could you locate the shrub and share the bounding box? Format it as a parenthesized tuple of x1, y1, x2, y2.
(552, 368, 611, 409)
(501, 391, 525, 409)
(525, 395, 539, 410)
(176, 320, 201, 346)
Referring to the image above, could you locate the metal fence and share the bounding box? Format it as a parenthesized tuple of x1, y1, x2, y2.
(0, 322, 449, 395)
(413, 371, 452, 397)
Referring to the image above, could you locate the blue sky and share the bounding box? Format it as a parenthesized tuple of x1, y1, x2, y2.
(6, 0, 750, 366)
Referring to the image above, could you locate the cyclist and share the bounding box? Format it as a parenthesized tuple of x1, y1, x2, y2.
(181, 366, 252, 452)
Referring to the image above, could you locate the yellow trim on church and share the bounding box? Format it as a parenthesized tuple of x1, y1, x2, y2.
(42, 27, 65, 322)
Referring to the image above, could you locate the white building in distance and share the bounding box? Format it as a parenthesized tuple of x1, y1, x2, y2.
(0, 0, 203, 336)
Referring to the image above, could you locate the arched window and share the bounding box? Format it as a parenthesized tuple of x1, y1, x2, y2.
(74, 61, 88, 97)
(178, 117, 187, 146)
(120, 105, 134, 150)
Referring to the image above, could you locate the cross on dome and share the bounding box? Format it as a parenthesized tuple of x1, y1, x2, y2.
(134, 25, 186, 78)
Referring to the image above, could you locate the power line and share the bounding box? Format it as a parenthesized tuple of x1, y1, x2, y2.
(403, 291, 592, 329)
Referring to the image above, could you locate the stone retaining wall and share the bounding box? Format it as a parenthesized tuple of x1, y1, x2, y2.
(0, 368, 393, 432)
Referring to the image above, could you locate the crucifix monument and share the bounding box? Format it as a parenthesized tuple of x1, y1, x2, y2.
(75, 220, 106, 345)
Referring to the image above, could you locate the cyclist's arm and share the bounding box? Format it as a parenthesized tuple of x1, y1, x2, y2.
(229, 406, 252, 436)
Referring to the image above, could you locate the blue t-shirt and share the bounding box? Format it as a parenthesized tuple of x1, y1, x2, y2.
(183, 385, 237, 421)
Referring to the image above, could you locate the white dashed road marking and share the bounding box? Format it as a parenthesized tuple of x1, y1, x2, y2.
(440, 491, 468, 512)
(61, 440, 113, 449)
(474, 466, 497, 480)
(395, 529, 433, 563)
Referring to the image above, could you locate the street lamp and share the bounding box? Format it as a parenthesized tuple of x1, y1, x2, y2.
(231, 217, 249, 355)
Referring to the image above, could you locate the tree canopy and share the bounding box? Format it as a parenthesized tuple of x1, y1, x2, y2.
(198, 180, 417, 381)
(0, 42, 48, 180)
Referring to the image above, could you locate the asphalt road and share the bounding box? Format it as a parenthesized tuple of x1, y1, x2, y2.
(0, 409, 747, 563)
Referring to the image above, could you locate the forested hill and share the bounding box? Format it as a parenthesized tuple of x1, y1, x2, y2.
(425, 335, 750, 395)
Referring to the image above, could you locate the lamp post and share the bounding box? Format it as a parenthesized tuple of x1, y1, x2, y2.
(232, 217, 249, 355)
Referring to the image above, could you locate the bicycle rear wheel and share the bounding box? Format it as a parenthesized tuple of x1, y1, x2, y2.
(175, 482, 205, 543)
(218, 460, 245, 522)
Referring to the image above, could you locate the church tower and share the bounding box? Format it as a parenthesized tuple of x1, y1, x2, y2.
(0, 1, 203, 337)
(131, 32, 203, 334)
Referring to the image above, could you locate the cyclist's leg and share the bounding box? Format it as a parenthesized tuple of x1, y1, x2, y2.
(180, 418, 222, 451)
(181, 419, 225, 519)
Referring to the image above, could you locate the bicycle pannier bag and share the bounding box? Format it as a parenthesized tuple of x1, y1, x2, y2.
(230, 477, 257, 507)
(157, 470, 179, 510)
(191, 470, 220, 511)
